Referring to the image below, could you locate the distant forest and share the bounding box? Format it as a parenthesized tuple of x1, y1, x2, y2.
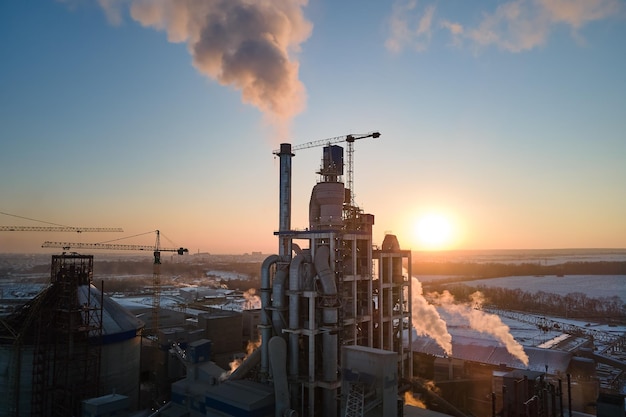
(411, 260, 626, 278)
(415, 261, 626, 322)
(426, 281, 625, 322)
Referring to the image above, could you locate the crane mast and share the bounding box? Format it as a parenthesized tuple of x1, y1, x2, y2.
(152, 231, 162, 337)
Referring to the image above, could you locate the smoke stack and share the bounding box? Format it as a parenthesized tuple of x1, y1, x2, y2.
(277, 143, 293, 257)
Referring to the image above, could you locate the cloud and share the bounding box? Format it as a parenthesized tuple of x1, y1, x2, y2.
(441, 20, 463, 36)
(385, 0, 621, 53)
(440, 19, 464, 47)
(89, 0, 312, 135)
(537, 0, 621, 28)
(386, 0, 436, 53)
(465, 0, 621, 52)
(97, 0, 125, 25)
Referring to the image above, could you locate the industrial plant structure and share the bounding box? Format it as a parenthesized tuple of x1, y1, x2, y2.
(0, 254, 143, 417)
(165, 133, 415, 417)
(257, 138, 412, 416)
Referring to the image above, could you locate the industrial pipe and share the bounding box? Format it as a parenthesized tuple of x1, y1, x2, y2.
(314, 245, 338, 417)
(314, 245, 337, 297)
(567, 374, 572, 417)
(288, 252, 308, 379)
(261, 255, 280, 377)
(269, 336, 296, 417)
(272, 265, 289, 336)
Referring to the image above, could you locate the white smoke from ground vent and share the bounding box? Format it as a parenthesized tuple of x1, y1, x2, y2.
(433, 290, 529, 366)
(411, 278, 453, 355)
(99, 0, 312, 133)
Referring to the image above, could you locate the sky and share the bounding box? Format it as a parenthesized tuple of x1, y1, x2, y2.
(1, 0, 625, 255)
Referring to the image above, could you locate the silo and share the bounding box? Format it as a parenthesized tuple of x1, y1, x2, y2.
(0, 254, 143, 417)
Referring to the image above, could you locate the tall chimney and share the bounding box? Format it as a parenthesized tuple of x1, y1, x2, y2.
(277, 143, 294, 257)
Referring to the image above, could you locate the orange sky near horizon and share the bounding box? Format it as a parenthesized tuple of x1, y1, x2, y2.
(1, 1, 625, 255)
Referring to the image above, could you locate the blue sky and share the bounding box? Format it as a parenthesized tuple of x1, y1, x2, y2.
(1, 0, 625, 254)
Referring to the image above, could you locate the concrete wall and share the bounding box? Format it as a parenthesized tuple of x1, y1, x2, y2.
(198, 312, 243, 355)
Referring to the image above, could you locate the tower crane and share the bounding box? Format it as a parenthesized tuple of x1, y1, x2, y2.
(0, 226, 123, 232)
(275, 131, 380, 208)
(0, 211, 123, 232)
(42, 230, 188, 335)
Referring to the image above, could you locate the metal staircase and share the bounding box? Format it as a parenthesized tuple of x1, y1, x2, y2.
(344, 382, 365, 417)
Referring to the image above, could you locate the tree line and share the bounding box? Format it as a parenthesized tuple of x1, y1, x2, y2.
(426, 282, 625, 322)
(412, 260, 626, 279)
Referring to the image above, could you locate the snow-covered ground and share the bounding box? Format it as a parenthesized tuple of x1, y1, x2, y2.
(205, 270, 250, 281)
(462, 274, 626, 303)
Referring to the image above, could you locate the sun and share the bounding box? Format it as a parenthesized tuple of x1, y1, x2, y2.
(414, 214, 453, 250)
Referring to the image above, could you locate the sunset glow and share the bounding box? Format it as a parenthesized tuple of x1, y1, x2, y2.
(1, 2, 624, 254)
(414, 214, 454, 250)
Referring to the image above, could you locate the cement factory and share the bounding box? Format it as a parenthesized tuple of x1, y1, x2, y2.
(1, 133, 625, 417)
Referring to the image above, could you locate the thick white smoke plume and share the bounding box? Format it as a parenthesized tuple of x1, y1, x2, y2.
(98, 0, 312, 134)
(432, 290, 529, 366)
(411, 277, 453, 355)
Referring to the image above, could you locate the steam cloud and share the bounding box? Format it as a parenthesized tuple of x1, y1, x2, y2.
(432, 290, 529, 366)
(243, 288, 261, 310)
(96, 0, 312, 134)
(411, 278, 453, 355)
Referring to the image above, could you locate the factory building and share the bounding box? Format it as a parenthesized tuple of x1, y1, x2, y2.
(410, 333, 620, 416)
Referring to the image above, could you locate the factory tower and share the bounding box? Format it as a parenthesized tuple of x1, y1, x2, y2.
(259, 138, 413, 417)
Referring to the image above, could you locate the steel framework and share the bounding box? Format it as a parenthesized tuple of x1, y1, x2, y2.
(30, 254, 103, 417)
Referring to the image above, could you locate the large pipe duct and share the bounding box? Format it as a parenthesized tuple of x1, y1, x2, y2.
(314, 245, 339, 416)
(272, 264, 289, 336)
(261, 255, 280, 377)
(314, 246, 337, 298)
(288, 251, 308, 380)
(269, 336, 296, 417)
